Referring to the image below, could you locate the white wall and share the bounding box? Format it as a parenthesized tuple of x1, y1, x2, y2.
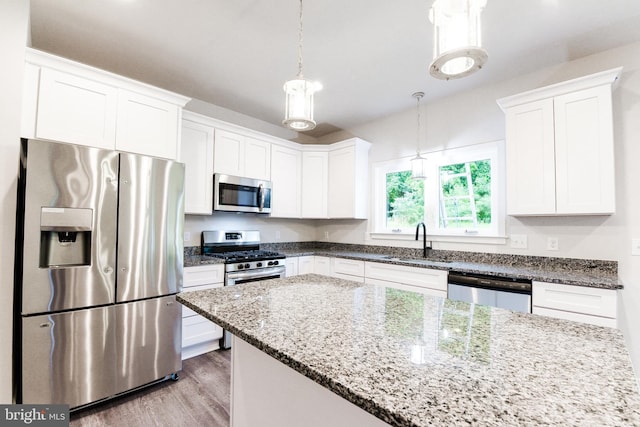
(184, 213, 318, 247)
(0, 0, 29, 404)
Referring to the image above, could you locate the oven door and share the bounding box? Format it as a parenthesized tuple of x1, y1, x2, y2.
(226, 266, 286, 287)
(220, 265, 286, 350)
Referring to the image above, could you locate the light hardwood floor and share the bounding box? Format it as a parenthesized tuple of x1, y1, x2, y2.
(70, 350, 231, 427)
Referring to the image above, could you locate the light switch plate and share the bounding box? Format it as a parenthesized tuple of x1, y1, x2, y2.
(632, 239, 640, 256)
(510, 234, 527, 249)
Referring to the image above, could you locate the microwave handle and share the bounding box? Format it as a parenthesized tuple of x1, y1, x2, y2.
(258, 183, 264, 212)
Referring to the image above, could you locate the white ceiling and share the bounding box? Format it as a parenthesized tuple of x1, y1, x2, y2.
(29, 0, 640, 138)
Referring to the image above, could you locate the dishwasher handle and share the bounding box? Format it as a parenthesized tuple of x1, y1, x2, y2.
(448, 272, 532, 293)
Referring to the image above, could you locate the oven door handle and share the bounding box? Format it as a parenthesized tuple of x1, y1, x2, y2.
(227, 266, 285, 281)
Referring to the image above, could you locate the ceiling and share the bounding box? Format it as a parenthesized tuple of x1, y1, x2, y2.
(29, 0, 640, 139)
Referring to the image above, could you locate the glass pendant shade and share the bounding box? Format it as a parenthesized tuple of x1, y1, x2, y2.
(411, 154, 427, 179)
(411, 91, 427, 180)
(429, 0, 488, 80)
(283, 78, 321, 131)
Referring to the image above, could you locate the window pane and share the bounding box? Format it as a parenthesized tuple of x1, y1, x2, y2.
(439, 159, 491, 229)
(386, 171, 424, 229)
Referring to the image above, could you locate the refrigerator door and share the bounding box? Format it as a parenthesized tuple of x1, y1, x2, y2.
(19, 139, 119, 315)
(116, 153, 185, 302)
(115, 295, 182, 393)
(21, 306, 117, 408)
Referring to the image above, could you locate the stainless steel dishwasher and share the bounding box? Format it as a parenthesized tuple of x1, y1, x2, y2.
(447, 271, 532, 313)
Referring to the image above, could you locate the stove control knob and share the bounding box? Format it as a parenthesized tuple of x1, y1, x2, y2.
(237, 264, 244, 270)
(257, 262, 263, 268)
(272, 260, 279, 266)
(244, 263, 250, 269)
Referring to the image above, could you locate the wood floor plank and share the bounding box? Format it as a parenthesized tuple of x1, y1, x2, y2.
(70, 350, 231, 427)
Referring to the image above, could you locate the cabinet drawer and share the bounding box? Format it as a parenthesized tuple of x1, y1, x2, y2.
(332, 258, 365, 277)
(181, 282, 223, 317)
(182, 315, 223, 347)
(532, 281, 617, 319)
(184, 264, 224, 288)
(532, 306, 617, 328)
(364, 262, 447, 292)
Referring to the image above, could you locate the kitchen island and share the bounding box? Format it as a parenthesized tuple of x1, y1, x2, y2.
(177, 274, 640, 426)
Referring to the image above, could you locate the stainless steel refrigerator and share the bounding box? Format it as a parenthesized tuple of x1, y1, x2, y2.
(14, 138, 185, 409)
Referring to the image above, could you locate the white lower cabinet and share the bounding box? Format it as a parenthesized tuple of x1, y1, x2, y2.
(332, 258, 365, 283)
(298, 256, 315, 275)
(182, 265, 224, 359)
(314, 256, 332, 276)
(532, 281, 617, 328)
(285, 257, 299, 277)
(364, 261, 447, 298)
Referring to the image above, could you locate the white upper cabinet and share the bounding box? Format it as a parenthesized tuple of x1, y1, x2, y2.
(270, 144, 302, 218)
(180, 113, 215, 215)
(213, 129, 271, 180)
(301, 151, 328, 218)
(497, 67, 622, 216)
(115, 89, 181, 159)
(21, 48, 189, 159)
(32, 67, 118, 150)
(328, 138, 371, 219)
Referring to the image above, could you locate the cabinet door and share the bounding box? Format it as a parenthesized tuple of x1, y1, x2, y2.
(36, 67, 117, 149)
(244, 137, 271, 180)
(298, 256, 315, 274)
(554, 86, 615, 214)
(314, 256, 332, 276)
(181, 120, 214, 214)
(285, 257, 299, 277)
(328, 146, 355, 218)
(505, 99, 556, 215)
(214, 129, 244, 176)
(115, 89, 180, 159)
(270, 145, 301, 218)
(301, 151, 328, 218)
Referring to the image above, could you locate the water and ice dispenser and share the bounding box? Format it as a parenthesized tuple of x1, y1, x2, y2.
(39, 207, 93, 268)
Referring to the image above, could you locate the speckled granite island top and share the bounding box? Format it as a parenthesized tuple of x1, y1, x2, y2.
(177, 274, 640, 427)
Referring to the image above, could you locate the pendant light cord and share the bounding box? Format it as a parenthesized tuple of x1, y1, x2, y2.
(297, 0, 304, 79)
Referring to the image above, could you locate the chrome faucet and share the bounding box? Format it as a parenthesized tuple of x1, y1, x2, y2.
(415, 222, 432, 258)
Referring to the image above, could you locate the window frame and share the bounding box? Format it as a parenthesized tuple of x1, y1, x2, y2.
(371, 140, 506, 244)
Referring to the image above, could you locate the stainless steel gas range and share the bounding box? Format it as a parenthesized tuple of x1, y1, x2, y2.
(201, 230, 286, 348)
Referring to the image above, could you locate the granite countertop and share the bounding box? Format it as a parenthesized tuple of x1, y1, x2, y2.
(177, 274, 640, 427)
(183, 243, 621, 289)
(278, 249, 620, 289)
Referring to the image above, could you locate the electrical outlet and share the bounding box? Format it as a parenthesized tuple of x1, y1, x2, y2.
(275, 231, 281, 240)
(632, 239, 640, 256)
(183, 231, 191, 242)
(324, 231, 329, 239)
(510, 234, 527, 249)
(547, 237, 559, 251)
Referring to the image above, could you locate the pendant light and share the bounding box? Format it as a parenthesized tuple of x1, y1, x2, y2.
(283, 0, 321, 131)
(411, 92, 427, 179)
(429, 0, 488, 80)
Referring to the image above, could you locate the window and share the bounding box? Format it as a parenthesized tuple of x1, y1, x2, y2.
(373, 141, 504, 240)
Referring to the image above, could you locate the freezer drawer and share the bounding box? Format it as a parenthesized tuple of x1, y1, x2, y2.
(21, 306, 117, 408)
(115, 295, 182, 394)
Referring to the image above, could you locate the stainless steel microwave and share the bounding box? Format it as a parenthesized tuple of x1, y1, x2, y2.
(214, 174, 272, 214)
